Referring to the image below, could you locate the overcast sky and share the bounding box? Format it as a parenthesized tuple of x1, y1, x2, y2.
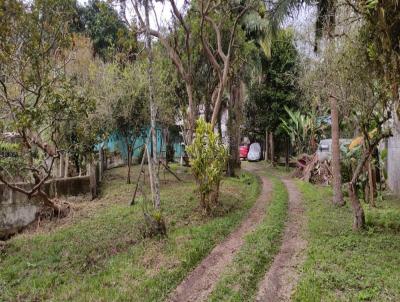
(78, 0, 316, 56)
(78, 0, 185, 28)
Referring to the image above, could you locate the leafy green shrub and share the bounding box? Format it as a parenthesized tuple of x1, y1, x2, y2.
(279, 106, 327, 155)
(365, 207, 400, 231)
(187, 118, 229, 213)
(340, 143, 362, 183)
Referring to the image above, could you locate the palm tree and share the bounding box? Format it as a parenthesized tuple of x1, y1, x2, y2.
(269, 0, 344, 206)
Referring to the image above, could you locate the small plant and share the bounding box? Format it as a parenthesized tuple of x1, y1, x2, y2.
(138, 189, 166, 238)
(186, 118, 229, 213)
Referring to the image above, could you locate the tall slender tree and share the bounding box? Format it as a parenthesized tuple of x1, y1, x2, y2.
(143, 0, 161, 209)
(270, 0, 344, 205)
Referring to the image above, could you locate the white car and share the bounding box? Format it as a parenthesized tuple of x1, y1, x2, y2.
(247, 142, 262, 161)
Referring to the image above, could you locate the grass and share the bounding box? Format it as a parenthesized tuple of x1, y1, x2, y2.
(365, 193, 400, 232)
(293, 181, 400, 302)
(0, 165, 260, 302)
(208, 173, 289, 302)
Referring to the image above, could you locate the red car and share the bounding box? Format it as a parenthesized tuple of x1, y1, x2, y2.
(239, 144, 249, 160)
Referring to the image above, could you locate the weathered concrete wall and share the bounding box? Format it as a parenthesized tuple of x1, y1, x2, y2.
(388, 114, 400, 195)
(0, 176, 92, 239)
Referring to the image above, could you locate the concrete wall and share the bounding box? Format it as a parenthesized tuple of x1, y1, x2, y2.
(0, 176, 92, 239)
(388, 113, 400, 195)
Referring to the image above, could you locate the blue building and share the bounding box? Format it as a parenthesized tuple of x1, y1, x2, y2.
(100, 127, 184, 162)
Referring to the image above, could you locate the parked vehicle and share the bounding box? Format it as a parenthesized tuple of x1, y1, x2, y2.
(239, 144, 249, 160)
(247, 142, 262, 161)
(317, 139, 352, 162)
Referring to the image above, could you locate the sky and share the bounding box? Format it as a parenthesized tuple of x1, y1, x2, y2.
(78, 0, 185, 29)
(78, 0, 316, 56)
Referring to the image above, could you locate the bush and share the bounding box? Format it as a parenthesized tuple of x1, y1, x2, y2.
(186, 118, 228, 213)
(365, 207, 400, 231)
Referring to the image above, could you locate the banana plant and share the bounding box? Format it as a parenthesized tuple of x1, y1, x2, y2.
(279, 106, 327, 155)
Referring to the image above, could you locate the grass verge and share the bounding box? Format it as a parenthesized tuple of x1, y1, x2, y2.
(293, 181, 400, 301)
(208, 175, 289, 302)
(0, 167, 260, 302)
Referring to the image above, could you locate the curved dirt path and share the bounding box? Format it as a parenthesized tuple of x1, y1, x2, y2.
(168, 164, 272, 302)
(256, 179, 307, 302)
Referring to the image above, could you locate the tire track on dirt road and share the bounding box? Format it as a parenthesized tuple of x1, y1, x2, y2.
(168, 164, 272, 302)
(255, 178, 307, 302)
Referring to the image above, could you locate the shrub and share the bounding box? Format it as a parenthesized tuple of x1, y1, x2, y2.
(186, 118, 228, 213)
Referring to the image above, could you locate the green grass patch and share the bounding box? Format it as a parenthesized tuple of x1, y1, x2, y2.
(293, 181, 400, 301)
(0, 167, 260, 302)
(365, 193, 400, 232)
(208, 175, 289, 302)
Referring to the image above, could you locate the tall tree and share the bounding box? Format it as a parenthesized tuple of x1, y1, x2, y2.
(0, 0, 94, 215)
(74, 0, 137, 62)
(198, 0, 251, 128)
(271, 0, 344, 205)
(245, 29, 300, 157)
(111, 65, 148, 184)
(130, 0, 197, 143)
(142, 0, 161, 209)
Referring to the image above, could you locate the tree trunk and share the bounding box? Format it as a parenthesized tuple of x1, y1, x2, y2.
(349, 182, 366, 230)
(348, 150, 372, 230)
(186, 83, 195, 143)
(269, 132, 275, 166)
(99, 147, 104, 182)
(204, 96, 211, 123)
(217, 104, 223, 139)
(330, 95, 344, 206)
(226, 83, 241, 177)
(146, 143, 155, 200)
(368, 158, 376, 207)
(265, 129, 269, 161)
(89, 163, 98, 200)
(127, 145, 132, 184)
(144, 0, 161, 210)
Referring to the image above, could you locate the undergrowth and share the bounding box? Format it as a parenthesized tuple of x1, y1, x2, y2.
(293, 181, 400, 301)
(0, 167, 260, 301)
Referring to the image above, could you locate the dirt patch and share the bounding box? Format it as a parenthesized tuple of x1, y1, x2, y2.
(168, 165, 272, 302)
(255, 179, 307, 302)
